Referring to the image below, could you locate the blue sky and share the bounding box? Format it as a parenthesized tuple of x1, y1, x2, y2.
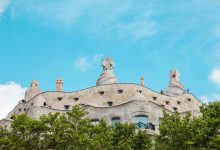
(0, 0, 220, 118)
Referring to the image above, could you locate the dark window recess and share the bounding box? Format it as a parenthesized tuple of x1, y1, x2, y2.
(137, 90, 142, 94)
(177, 101, 181, 105)
(112, 117, 121, 128)
(99, 91, 104, 95)
(24, 108, 27, 111)
(118, 90, 123, 94)
(43, 102, 47, 106)
(57, 97, 62, 101)
(173, 107, 177, 111)
(153, 96, 157, 100)
(31, 103, 33, 106)
(91, 119, 99, 122)
(91, 119, 100, 125)
(187, 98, 191, 102)
(165, 101, 169, 105)
(64, 105, 70, 110)
(74, 97, 79, 101)
(21, 99, 26, 103)
(161, 104, 165, 108)
(19, 109, 21, 112)
(107, 101, 113, 106)
(10, 116, 15, 119)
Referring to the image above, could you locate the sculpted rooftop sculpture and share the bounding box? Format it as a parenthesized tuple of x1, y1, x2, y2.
(96, 57, 118, 85)
(166, 70, 185, 96)
(24, 80, 41, 101)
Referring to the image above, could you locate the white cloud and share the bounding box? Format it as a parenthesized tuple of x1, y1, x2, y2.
(74, 54, 103, 72)
(0, 0, 10, 16)
(5, 0, 156, 40)
(200, 94, 220, 104)
(0, 82, 26, 119)
(209, 67, 220, 86)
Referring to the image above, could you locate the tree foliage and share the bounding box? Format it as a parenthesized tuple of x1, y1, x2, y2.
(0, 102, 219, 150)
(156, 101, 220, 150)
(0, 105, 152, 150)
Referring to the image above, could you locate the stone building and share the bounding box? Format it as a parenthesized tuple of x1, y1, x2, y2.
(0, 58, 202, 135)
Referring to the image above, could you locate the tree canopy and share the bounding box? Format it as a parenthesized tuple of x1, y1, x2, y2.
(0, 105, 152, 150)
(156, 101, 220, 150)
(0, 102, 219, 150)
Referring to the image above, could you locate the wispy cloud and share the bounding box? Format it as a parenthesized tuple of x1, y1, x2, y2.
(5, 0, 157, 40)
(74, 54, 103, 72)
(0, 82, 26, 119)
(0, 0, 10, 16)
(209, 67, 220, 86)
(202, 67, 220, 103)
(200, 94, 220, 104)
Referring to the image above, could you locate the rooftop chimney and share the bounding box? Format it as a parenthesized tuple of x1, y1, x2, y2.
(56, 79, 63, 92)
(140, 76, 144, 86)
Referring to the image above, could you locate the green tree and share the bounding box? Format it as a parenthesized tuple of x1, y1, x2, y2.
(0, 105, 153, 150)
(155, 101, 220, 150)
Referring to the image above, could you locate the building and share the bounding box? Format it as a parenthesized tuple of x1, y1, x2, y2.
(0, 58, 202, 135)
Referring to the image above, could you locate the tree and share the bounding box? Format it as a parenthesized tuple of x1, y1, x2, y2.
(0, 105, 153, 150)
(155, 101, 220, 150)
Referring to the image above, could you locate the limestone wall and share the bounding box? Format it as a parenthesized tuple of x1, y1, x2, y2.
(5, 83, 202, 120)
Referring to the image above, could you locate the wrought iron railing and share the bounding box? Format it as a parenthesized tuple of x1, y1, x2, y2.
(135, 122, 155, 130)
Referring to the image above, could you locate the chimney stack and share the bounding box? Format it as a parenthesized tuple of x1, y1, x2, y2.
(56, 79, 63, 92)
(140, 76, 144, 86)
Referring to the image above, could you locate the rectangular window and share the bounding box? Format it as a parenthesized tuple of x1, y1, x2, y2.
(135, 115, 148, 129)
(107, 101, 113, 106)
(74, 97, 79, 101)
(57, 97, 62, 101)
(64, 105, 70, 110)
(118, 90, 123, 94)
(112, 117, 121, 128)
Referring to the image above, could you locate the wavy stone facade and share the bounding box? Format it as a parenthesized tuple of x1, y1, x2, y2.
(0, 58, 202, 135)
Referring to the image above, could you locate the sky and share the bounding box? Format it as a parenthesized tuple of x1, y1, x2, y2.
(0, 0, 220, 119)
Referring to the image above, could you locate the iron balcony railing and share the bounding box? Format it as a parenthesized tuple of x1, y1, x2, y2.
(135, 122, 155, 130)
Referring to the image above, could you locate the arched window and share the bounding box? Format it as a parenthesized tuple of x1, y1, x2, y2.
(112, 117, 121, 128)
(135, 115, 148, 129)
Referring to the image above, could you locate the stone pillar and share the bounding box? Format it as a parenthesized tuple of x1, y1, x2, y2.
(140, 76, 144, 86)
(56, 79, 63, 92)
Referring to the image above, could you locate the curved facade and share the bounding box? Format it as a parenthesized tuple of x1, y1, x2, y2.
(0, 58, 202, 135)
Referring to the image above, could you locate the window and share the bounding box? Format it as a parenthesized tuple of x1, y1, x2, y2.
(173, 107, 177, 111)
(31, 103, 33, 106)
(118, 90, 123, 94)
(21, 99, 26, 103)
(19, 109, 21, 112)
(57, 97, 62, 101)
(107, 101, 113, 106)
(153, 96, 157, 100)
(187, 98, 191, 102)
(135, 115, 148, 129)
(177, 101, 181, 105)
(91, 119, 99, 125)
(112, 117, 121, 128)
(24, 108, 27, 111)
(74, 97, 79, 101)
(165, 101, 169, 105)
(64, 105, 70, 110)
(137, 90, 142, 94)
(99, 91, 104, 96)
